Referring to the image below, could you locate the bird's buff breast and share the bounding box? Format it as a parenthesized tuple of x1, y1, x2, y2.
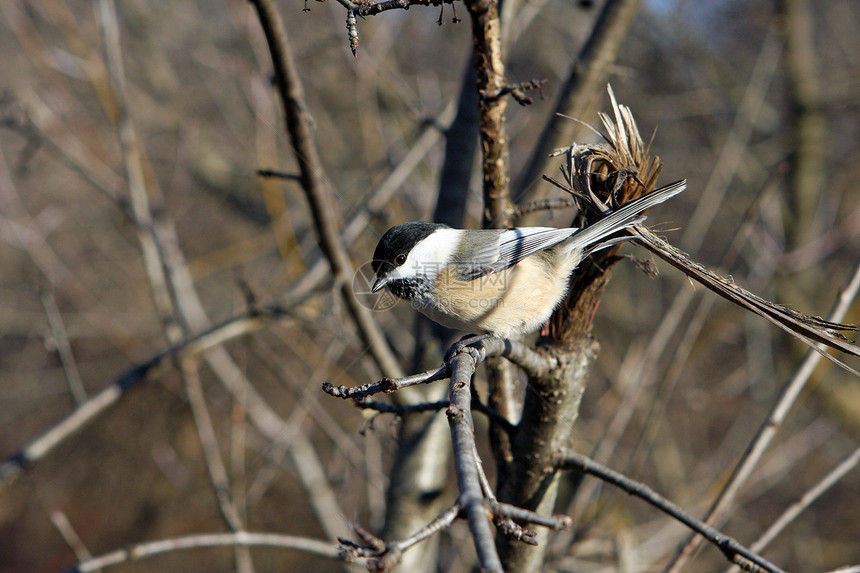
(417, 256, 569, 337)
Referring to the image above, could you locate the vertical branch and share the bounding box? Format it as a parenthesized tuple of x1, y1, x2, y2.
(780, 0, 826, 247)
(515, 0, 642, 204)
(380, 408, 451, 573)
(248, 0, 402, 378)
(464, 0, 513, 229)
(96, 2, 257, 569)
(497, 96, 665, 573)
(462, 0, 523, 530)
(433, 64, 479, 229)
(448, 351, 504, 572)
(495, 341, 595, 573)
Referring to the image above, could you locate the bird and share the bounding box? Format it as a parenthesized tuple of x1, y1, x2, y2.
(370, 180, 685, 343)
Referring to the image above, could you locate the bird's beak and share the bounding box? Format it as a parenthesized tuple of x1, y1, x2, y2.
(372, 276, 389, 293)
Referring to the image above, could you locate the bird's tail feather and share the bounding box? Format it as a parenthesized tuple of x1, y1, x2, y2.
(567, 179, 686, 251)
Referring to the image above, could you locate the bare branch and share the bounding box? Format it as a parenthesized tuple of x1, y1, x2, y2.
(355, 399, 450, 415)
(256, 168, 301, 181)
(0, 306, 288, 491)
(182, 358, 247, 533)
(488, 500, 572, 531)
(50, 511, 96, 566)
(725, 445, 860, 573)
(347, 391, 517, 435)
(40, 291, 87, 405)
(447, 348, 503, 572)
(480, 79, 547, 106)
(249, 0, 403, 378)
(664, 260, 860, 571)
(338, 504, 461, 568)
(560, 451, 787, 573)
(322, 365, 450, 400)
(330, 0, 455, 18)
(464, 0, 513, 229)
(322, 336, 557, 402)
(60, 532, 338, 573)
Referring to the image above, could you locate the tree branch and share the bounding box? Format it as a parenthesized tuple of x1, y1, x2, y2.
(331, 0, 454, 17)
(663, 259, 860, 572)
(727, 444, 860, 573)
(322, 364, 450, 400)
(560, 451, 787, 573)
(249, 0, 403, 378)
(509, 197, 579, 219)
(464, 0, 513, 229)
(447, 348, 504, 572)
(0, 301, 287, 492)
(60, 532, 338, 573)
(338, 504, 461, 569)
(515, 0, 642, 202)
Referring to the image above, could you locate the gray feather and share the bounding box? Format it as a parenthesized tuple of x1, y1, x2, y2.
(455, 180, 686, 280)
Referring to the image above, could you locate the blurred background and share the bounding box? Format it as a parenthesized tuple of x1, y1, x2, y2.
(1, 0, 858, 571)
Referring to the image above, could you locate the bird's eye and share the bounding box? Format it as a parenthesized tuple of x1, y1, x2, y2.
(395, 254, 407, 266)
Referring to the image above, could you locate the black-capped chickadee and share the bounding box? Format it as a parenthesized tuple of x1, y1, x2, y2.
(371, 180, 685, 339)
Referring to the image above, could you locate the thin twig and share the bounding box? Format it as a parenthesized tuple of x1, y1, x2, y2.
(322, 365, 450, 400)
(321, 336, 556, 401)
(350, 395, 517, 436)
(182, 357, 247, 533)
(256, 168, 301, 181)
(60, 532, 339, 573)
(330, 0, 454, 18)
(338, 503, 461, 568)
(251, 336, 376, 475)
(356, 399, 450, 415)
(489, 500, 572, 531)
(40, 290, 87, 404)
(560, 451, 787, 573)
(480, 79, 547, 106)
(96, 0, 183, 343)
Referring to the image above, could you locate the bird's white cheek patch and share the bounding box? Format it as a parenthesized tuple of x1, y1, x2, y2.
(397, 229, 462, 281)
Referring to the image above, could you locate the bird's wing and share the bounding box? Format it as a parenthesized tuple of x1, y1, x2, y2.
(456, 180, 688, 281)
(458, 227, 576, 280)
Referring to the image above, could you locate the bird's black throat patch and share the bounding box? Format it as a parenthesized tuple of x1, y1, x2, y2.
(386, 277, 431, 302)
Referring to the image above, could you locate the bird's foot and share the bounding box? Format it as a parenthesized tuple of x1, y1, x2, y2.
(444, 333, 493, 363)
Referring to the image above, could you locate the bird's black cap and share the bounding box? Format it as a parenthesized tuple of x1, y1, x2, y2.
(372, 222, 450, 275)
